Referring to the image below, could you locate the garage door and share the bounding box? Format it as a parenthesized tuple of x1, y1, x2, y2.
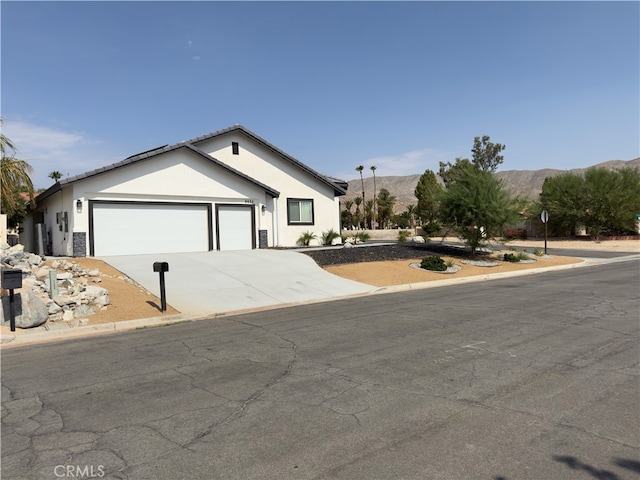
(216, 205, 255, 251)
(91, 202, 211, 256)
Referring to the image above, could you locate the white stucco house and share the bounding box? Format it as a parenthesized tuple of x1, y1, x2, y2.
(23, 125, 347, 256)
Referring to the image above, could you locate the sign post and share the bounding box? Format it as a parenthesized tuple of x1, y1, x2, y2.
(541, 210, 549, 255)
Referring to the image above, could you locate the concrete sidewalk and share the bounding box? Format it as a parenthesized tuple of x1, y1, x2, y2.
(99, 249, 376, 315)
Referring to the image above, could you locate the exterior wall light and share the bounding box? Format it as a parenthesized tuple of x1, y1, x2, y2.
(76, 199, 83, 213)
(261, 205, 266, 215)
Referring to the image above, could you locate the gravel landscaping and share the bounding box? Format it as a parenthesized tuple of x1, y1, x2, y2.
(302, 241, 477, 267)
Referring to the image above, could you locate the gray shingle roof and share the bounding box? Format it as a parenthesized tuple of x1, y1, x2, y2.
(36, 125, 346, 203)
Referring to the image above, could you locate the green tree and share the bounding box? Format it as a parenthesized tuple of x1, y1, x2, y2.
(376, 188, 396, 228)
(370, 165, 377, 229)
(354, 196, 363, 229)
(48, 170, 63, 182)
(471, 135, 506, 172)
(540, 167, 640, 238)
(1, 123, 36, 221)
(341, 199, 354, 229)
(438, 157, 473, 188)
(439, 163, 519, 256)
(356, 165, 365, 212)
(414, 169, 443, 224)
(365, 200, 374, 229)
(539, 172, 585, 236)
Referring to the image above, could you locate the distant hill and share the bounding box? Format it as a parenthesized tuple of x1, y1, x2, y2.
(342, 158, 640, 213)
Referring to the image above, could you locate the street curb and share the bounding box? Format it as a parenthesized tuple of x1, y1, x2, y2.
(2, 254, 638, 349)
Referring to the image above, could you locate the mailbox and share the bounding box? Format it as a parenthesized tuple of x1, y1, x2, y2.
(1, 269, 23, 290)
(153, 262, 169, 273)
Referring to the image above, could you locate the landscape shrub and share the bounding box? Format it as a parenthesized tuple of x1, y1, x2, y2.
(503, 226, 527, 240)
(297, 231, 317, 247)
(397, 230, 411, 242)
(503, 251, 530, 262)
(420, 222, 442, 237)
(355, 231, 370, 243)
(420, 255, 448, 271)
(321, 229, 340, 246)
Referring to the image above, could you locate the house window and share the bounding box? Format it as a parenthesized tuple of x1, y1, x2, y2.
(232, 142, 239, 155)
(287, 198, 314, 225)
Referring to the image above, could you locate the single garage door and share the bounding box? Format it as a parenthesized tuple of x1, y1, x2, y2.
(91, 202, 211, 256)
(216, 204, 255, 251)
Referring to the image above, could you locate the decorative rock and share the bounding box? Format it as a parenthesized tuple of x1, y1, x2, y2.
(0, 290, 48, 328)
(62, 310, 74, 321)
(48, 302, 63, 314)
(53, 294, 76, 306)
(411, 236, 426, 243)
(33, 267, 51, 282)
(87, 269, 101, 277)
(343, 242, 353, 248)
(74, 305, 95, 317)
(94, 294, 110, 307)
(84, 285, 108, 299)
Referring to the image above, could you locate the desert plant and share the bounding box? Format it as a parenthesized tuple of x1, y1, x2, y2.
(397, 230, 411, 242)
(297, 231, 317, 247)
(503, 251, 530, 262)
(321, 229, 340, 246)
(534, 249, 544, 257)
(420, 255, 448, 271)
(354, 231, 370, 243)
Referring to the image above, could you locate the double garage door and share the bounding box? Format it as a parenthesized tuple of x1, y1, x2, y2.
(90, 201, 255, 256)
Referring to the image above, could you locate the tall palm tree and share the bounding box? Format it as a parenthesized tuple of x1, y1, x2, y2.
(356, 165, 365, 220)
(48, 171, 63, 182)
(354, 196, 363, 229)
(370, 165, 377, 229)
(1, 121, 35, 217)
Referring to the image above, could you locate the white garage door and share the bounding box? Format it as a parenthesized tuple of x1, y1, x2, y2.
(217, 205, 254, 251)
(92, 202, 210, 256)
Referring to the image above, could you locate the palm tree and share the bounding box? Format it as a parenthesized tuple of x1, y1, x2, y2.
(354, 196, 363, 229)
(1, 121, 35, 217)
(355, 165, 365, 218)
(370, 165, 377, 229)
(48, 171, 63, 182)
(342, 199, 354, 229)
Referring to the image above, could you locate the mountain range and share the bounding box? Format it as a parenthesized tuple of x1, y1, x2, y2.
(342, 158, 640, 214)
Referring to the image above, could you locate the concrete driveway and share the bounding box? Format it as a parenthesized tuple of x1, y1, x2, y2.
(99, 249, 375, 315)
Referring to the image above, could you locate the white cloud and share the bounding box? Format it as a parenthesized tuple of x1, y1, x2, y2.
(2, 120, 120, 189)
(335, 147, 455, 181)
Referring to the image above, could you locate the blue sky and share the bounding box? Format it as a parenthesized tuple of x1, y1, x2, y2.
(2, 1, 639, 189)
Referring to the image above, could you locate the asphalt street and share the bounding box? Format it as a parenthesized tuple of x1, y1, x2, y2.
(2, 258, 639, 480)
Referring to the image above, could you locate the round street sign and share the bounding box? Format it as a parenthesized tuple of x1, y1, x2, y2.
(541, 210, 549, 224)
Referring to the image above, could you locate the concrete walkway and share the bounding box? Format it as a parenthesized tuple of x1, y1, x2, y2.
(99, 249, 375, 315)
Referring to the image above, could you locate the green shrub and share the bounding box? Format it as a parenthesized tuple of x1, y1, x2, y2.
(355, 231, 370, 243)
(321, 229, 341, 246)
(297, 231, 317, 247)
(420, 255, 448, 271)
(503, 253, 519, 262)
(534, 249, 544, 257)
(503, 251, 530, 262)
(397, 230, 411, 242)
(421, 222, 442, 237)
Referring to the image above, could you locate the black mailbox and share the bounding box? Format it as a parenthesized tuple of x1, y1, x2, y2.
(1, 269, 23, 290)
(153, 262, 169, 273)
